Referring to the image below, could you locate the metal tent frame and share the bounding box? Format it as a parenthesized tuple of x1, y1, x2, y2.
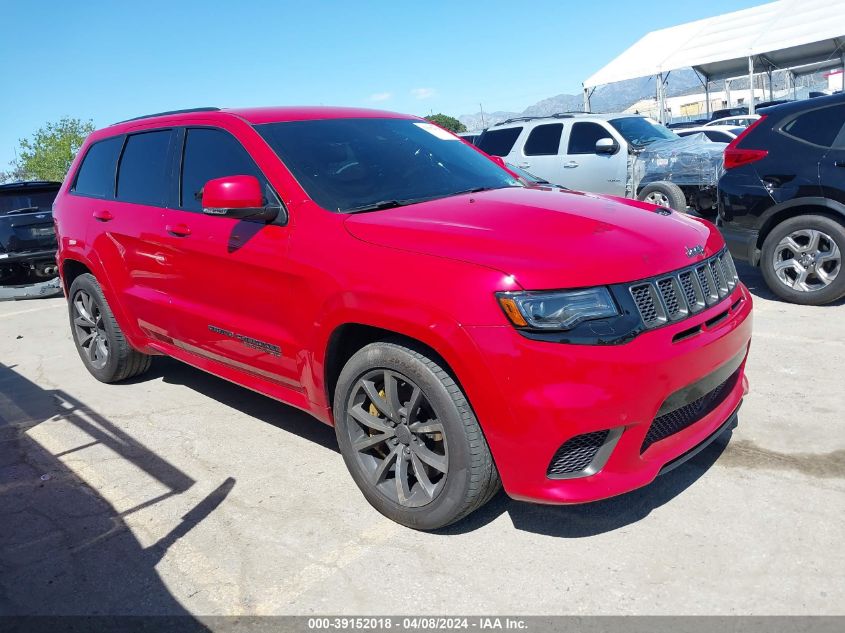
(582, 0, 845, 121)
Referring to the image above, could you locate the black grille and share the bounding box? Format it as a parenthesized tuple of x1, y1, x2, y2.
(721, 252, 738, 287)
(547, 430, 609, 476)
(696, 265, 712, 298)
(641, 370, 739, 453)
(631, 285, 659, 325)
(709, 259, 725, 292)
(679, 271, 697, 308)
(657, 278, 681, 318)
(628, 250, 738, 330)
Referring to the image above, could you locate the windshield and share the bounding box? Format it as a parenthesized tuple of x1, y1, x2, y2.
(256, 118, 520, 212)
(609, 117, 677, 147)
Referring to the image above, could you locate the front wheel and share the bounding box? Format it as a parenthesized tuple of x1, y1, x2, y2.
(760, 214, 845, 305)
(333, 341, 500, 530)
(637, 181, 687, 212)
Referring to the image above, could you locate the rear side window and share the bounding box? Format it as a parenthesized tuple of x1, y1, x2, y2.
(116, 131, 172, 206)
(568, 122, 612, 154)
(524, 124, 563, 156)
(782, 104, 845, 147)
(73, 137, 123, 198)
(476, 127, 522, 156)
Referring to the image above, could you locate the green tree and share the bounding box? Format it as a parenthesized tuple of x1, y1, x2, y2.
(424, 113, 467, 133)
(7, 117, 95, 182)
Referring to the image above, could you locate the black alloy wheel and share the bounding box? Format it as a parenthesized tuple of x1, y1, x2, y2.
(345, 368, 448, 507)
(333, 341, 500, 530)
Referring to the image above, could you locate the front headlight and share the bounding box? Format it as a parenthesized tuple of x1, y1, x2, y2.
(496, 287, 619, 330)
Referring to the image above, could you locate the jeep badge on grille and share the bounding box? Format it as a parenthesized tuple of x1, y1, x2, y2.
(685, 245, 705, 258)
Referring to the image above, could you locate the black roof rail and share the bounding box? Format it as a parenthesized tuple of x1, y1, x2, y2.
(112, 107, 221, 125)
(493, 116, 536, 126)
(493, 111, 588, 127)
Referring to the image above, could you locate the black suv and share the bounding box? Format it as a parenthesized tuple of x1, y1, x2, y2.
(0, 181, 61, 285)
(717, 94, 845, 305)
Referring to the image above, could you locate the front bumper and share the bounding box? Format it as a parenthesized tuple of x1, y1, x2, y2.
(464, 282, 752, 504)
(717, 221, 760, 265)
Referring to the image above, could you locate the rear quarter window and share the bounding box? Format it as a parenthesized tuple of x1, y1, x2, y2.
(72, 136, 123, 199)
(476, 127, 522, 156)
(781, 104, 845, 147)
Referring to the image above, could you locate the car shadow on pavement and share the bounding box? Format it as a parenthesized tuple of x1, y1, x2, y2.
(735, 261, 845, 306)
(128, 357, 733, 538)
(143, 357, 339, 454)
(0, 362, 226, 622)
(439, 428, 733, 537)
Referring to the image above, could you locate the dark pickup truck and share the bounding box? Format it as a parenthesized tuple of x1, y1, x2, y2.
(0, 180, 61, 286)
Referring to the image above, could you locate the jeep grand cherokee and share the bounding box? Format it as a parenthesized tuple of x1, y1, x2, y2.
(53, 106, 752, 529)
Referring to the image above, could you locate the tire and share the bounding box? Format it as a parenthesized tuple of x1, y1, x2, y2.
(760, 214, 845, 306)
(333, 341, 500, 530)
(637, 181, 688, 212)
(68, 273, 152, 382)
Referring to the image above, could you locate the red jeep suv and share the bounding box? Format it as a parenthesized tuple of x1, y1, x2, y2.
(53, 106, 752, 529)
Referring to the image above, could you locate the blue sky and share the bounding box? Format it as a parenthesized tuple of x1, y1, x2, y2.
(1, 0, 764, 169)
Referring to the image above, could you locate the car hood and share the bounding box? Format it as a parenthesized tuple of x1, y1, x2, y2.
(343, 187, 722, 289)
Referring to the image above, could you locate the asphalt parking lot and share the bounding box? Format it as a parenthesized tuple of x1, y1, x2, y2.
(1, 262, 843, 617)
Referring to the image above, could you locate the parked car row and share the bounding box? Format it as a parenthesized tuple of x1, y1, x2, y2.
(474, 112, 721, 215)
(458, 94, 845, 306)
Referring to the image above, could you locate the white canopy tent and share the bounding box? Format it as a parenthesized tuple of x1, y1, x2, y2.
(583, 0, 845, 121)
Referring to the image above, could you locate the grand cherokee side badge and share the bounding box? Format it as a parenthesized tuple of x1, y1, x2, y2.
(208, 325, 281, 357)
(685, 245, 705, 258)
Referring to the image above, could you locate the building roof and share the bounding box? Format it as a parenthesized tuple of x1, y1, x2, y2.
(584, 0, 845, 88)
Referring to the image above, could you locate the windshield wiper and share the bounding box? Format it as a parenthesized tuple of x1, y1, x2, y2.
(4, 206, 41, 215)
(341, 186, 514, 214)
(342, 200, 409, 214)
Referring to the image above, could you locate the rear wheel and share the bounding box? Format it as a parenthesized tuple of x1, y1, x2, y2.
(333, 341, 500, 530)
(637, 181, 687, 212)
(68, 273, 152, 382)
(760, 214, 845, 305)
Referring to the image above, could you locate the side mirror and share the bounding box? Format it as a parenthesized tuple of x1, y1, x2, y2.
(490, 155, 507, 168)
(595, 138, 619, 155)
(202, 175, 279, 223)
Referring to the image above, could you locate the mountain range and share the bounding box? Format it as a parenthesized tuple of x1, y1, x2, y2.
(459, 69, 708, 130)
(458, 68, 832, 130)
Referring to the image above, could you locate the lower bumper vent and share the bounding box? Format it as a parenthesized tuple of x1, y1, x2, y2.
(641, 369, 740, 453)
(547, 430, 609, 477)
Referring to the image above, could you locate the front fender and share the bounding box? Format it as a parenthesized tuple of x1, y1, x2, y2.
(304, 290, 510, 437)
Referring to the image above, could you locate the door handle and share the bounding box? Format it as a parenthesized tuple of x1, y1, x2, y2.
(564, 161, 579, 169)
(835, 160, 845, 168)
(517, 162, 531, 169)
(93, 209, 113, 222)
(166, 223, 192, 237)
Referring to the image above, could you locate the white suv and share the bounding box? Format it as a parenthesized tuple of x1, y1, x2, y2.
(476, 112, 722, 213)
